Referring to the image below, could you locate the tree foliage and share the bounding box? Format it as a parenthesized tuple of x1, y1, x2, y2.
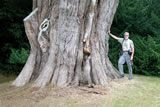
(0, 0, 31, 75)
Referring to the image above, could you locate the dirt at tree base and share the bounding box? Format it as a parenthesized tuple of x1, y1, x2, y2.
(0, 77, 137, 106)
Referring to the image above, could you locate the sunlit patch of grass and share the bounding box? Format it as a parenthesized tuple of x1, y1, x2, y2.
(104, 75, 160, 107)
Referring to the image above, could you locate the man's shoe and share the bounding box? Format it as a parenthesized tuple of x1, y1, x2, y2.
(129, 77, 132, 80)
(119, 75, 124, 78)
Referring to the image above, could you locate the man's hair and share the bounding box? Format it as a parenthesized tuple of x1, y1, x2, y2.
(124, 32, 129, 37)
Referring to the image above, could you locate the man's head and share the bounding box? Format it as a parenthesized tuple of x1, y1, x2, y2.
(124, 32, 129, 40)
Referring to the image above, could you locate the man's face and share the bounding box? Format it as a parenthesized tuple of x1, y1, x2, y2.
(124, 34, 129, 40)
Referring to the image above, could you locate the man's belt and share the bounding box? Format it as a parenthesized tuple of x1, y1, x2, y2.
(123, 50, 132, 55)
(123, 50, 129, 52)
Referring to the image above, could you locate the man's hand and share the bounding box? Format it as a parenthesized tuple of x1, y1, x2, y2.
(108, 29, 111, 35)
(130, 55, 133, 60)
(107, 30, 119, 40)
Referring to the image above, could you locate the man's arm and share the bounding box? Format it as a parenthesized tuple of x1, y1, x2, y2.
(130, 47, 134, 60)
(108, 30, 119, 40)
(130, 40, 134, 60)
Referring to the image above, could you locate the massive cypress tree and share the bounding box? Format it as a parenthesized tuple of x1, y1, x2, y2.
(12, 0, 119, 88)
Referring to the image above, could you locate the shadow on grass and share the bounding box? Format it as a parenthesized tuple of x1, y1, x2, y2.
(0, 74, 16, 84)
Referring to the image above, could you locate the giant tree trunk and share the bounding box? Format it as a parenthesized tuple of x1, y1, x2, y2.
(12, 0, 119, 88)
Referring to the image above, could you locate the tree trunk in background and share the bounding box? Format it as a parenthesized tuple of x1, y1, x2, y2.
(12, 0, 119, 88)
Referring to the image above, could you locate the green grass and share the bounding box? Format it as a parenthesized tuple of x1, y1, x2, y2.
(103, 75, 160, 107)
(0, 74, 160, 107)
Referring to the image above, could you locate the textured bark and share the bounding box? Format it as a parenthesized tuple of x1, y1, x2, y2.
(12, 0, 120, 88)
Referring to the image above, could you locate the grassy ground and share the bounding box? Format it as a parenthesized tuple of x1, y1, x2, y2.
(0, 74, 160, 107)
(0, 74, 16, 84)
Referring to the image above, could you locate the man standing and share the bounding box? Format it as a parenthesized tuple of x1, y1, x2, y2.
(108, 30, 134, 80)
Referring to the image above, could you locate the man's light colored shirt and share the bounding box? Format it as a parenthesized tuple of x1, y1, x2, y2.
(117, 38, 134, 51)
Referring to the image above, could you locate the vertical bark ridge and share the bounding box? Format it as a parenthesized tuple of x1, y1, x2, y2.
(12, 8, 39, 86)
(90, 0, 119, 86)
(81, 0, 98, 86)
(89, 1, 108, 86)
(105, 0, 120, 79)
(54, 0, 80, 87)
(32, 0, 37, 10)
(33, 1, 59, 88)
(72, 0, 89, 86)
